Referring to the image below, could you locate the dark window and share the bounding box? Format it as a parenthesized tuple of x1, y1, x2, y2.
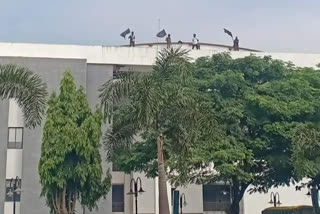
(203, 184, 231, 211)
(7, 127, 23, 149)
(112, 184, 124, 212)
(5, 179, 21, 202)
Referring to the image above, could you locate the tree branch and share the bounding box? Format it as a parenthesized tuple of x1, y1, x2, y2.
(68, 191, 72, 214)
(52, 194, 58, 214)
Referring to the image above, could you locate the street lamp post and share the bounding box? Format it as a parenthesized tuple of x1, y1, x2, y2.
(6, 176, 21, 214)
(269, 192, 281, 207)
(180, 193, 187, 214)
(127, 177, 145, 214)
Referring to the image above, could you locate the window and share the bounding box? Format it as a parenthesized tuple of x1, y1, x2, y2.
(112, 184, 124, 212)
(7, 127, 24, 149)
(5, 179, 21, 202)
(203, 184, 231, 211)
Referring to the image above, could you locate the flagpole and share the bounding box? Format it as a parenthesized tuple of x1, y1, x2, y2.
(157, 18, 160, 55)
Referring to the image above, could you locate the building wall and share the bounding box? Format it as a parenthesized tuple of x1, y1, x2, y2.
(176, 184, 204, 214)
(0, 42, 320, 68)
(4, 98, 24, 214)
(133, 43, 253, 52)
(0, 100, 9, 214)
(12, 57, 87, 214)
(134, 172, 156, 214)
(243, 181, 312, 214)
(86, 64, 113, 214)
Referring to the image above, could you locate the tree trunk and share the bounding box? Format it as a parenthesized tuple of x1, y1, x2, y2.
(68, 191, 72, 214)
(230, 178, 249, 214)
(61, 187, 68, 214)
(53, 189, 77, 214)
(231, 178, 240, 214)
(311, 187, 320, 214)
(231, 200, 240, 214)
(55, 191, 61, 214)
(52, 192, 59, 214)
(157, 135, 170, 214)
(71, 193, 76, 214)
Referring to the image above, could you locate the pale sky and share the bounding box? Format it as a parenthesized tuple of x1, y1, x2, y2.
(1, 0, 320, 53)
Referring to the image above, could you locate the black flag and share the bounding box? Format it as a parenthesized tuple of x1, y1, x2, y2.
(156, 29, 167, 38)
(223, 28, 233, 38)
(120, 28, 130, 39)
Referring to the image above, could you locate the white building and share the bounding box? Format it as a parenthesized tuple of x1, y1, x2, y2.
(0, 42, 317, 214)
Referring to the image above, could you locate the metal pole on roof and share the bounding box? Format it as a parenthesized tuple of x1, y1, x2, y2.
(157, 18, 160, 55)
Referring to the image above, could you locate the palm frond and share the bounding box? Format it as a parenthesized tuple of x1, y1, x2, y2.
(153, 48, 193, 88)
(0, 64, 48, 128)
(103, 105, 137, 160)
(99, 72, 137, 122)
(154, 48, 191, 74)
(154, 47, 191, 71)
(103, 124, 136, 160)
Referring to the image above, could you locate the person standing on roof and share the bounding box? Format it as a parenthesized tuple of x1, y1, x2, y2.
(166, 34, 172, 48)
(129, 32, 135, 47)
(192, 34, 200, 50)
(233, 36, 239, 51)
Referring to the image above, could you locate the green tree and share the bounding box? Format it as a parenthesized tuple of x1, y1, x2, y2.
(101, 52, 320, 214)
(39, 72, 111, 214)
(100, 48, 216, 214)
(0, 64, 47, 128)
(170, 54, 310, 214)
(253, 67, 320, 213)
(292, 125, 320, 214)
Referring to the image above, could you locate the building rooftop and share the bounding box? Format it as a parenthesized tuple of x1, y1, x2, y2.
(0, 42, 319, 68)
(122, 42, 261, 52)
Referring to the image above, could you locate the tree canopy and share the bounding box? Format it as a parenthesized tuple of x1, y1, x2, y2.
(39, 72, 110, 214)
(292, 124, 320, 214)
(171, 54, 320, 214)
(100, 48, 216, 214)
(102, 51, 320, 214)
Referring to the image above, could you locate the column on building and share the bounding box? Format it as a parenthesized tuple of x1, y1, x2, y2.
(4, 100, 24, 214)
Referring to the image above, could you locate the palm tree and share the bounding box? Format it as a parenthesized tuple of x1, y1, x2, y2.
(0, 64, 48, 128)
(99, 48, 193, 214)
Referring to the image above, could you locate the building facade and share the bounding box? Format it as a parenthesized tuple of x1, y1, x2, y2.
(0, 42, 318, 214)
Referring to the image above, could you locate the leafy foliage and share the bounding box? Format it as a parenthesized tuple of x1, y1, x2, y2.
(167, 54, 320, 214)
(101, 48, 219, 175)
(172, 54, 294, 181)
(292, 125, 320, 181)
(100, 48, 217, 214)
(39, 72, 110, 214)
(292, 124, 320, 214)
(101, 51, 320, 214)
(0, 64, 48, 128)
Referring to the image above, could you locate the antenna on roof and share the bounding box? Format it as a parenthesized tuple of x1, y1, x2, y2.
(157, 18, 161, 54)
